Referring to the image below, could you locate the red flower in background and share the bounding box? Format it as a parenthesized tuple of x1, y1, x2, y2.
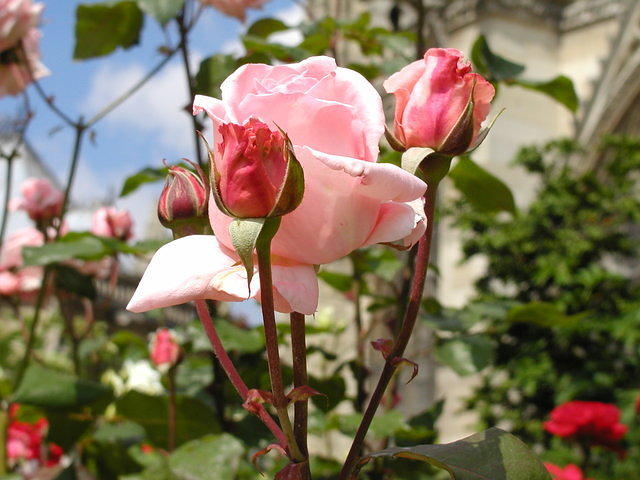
(545, 463, 592, 480)
(6, 404, 62, 467)
(544, 401, 627, 451)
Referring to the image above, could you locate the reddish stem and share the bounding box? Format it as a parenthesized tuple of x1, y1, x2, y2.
(194, 300, 287, 447)
(339, 186, 438, 479)
(290, 311, 311, 479)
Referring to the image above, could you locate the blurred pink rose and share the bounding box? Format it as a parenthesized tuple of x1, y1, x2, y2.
(91, 207, 134, 241)
(128, 57, 427, 315)
(0, 0, 43, 52)
(10, 177, 63, 222)
(0, 28, 48, 97)
(384, 48, 495, 154)
(149, 328, 181, 368)
(0, 227, 43, 269)
(199, 0, 269, 21)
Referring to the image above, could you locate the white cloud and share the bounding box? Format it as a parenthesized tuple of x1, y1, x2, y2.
(84, 57, 200, 153)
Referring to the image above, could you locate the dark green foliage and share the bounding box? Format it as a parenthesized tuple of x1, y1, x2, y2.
(452, 137, 640, 475)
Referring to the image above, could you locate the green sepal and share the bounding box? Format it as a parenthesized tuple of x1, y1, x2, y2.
(197, 131, 234, 218)
(268, 129, 305, 217)
(438, 80, 476, 156)
(401, 147, 436, 178)
(384, 125, 406, 152)
(467, 107, 505, 153)
(229, 217, 281, 292)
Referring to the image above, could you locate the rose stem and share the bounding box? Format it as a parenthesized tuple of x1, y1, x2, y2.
(290, 311, 311, 478)
(194, 300, 287, 447)
(256, 242, 305, 462)
(339, 185, 438, 480)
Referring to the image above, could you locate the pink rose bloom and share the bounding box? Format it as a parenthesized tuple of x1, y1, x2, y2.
(0, 227, 44, 269)
(0, 0, 43, 52)
(384, 48, 495, 154)
(128, 56, 427, 315)
(91, 207, 134, 241)
(149, 328, 181, 368)
(545, 463, 592, 480)
(10, 177, 63, 222)
(0, 28, 48, 97)
(199, 0, 269, 21)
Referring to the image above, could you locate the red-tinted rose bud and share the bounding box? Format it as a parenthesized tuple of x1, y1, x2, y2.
(149, 328, 181, 370)
(208, 118, 304, 219)
(157, 163, 210, 238)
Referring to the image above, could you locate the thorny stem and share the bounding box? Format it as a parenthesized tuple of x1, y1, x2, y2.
(176, 9, 204, 168)
(167, 366, 178, 451)
(0, 407, 7, 474)
(194, 300, 287, 447)
(58, 294, 81, 376)
(256, 243, 305, 462)
(290, 311, 311, 478)
(339, 185, 438, 480)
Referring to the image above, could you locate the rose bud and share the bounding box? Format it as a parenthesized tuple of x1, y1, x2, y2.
(384, 48, 495, 155)
(198, 0, 269, 22)
(9, 177, 63, 224)
(207, 118, 304, 219)
(0, 28, 49, 98)
(91, 207, 134, 242)
(149, 328, 181, 370)
(157, 163, 211, 238)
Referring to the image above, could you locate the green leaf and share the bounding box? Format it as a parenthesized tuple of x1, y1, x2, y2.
(435, 335, 493, 376)
(363, 428, 551, 480)
(136, 0, 184, 25)
(74, 1, 144, 59)
(168, 434, 244, 480)
(23, 235, 107, 266)
(246, 17, 288, 38)
(506, 302, 581, 328)
(215, 320, 264, 354)
(318, 270, 353, 292)
(309, 375, 346, 413)
(194, 54, 237, 99)
(120, 166, 168, 197)
(514, 76, 579, 112)
(471, 34, 525, 82)
(12, 364, 112, 408)
(116, 391, 220, 449)
(449, 157, 517, 215)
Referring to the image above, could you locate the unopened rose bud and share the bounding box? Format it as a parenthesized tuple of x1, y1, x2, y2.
(149, 328, 181, 370)
(208, 118, 304, 219)
(10, 177, 63, 224)
(384, 48, 495, 155)
(91, 207, 134, 242)
(157, 163, 211, 238)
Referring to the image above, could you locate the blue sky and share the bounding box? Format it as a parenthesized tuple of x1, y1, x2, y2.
(1, 0, 302, 234)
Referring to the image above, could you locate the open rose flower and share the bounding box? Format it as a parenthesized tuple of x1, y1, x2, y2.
(10, 177, 63, 222)
(545, 463, 592, 480)
(199, 0, 269, 21)
(128, 56, 427, 315)
(92, 207, 134, 241)
(544, 401, 627, 451)
(0, 27, 48, 97)
(384, 48, 495, 154)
